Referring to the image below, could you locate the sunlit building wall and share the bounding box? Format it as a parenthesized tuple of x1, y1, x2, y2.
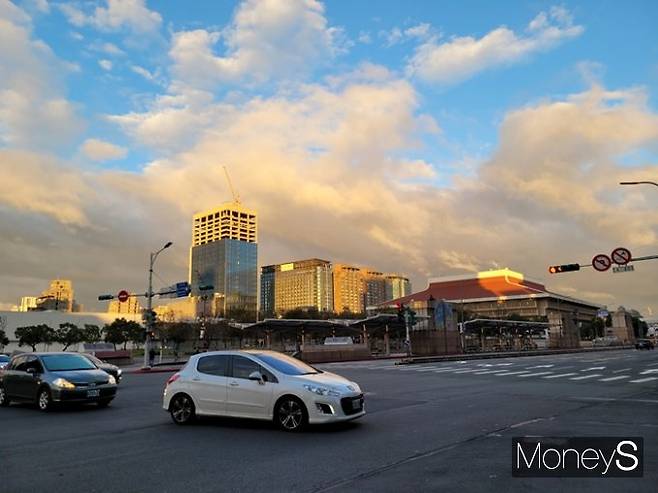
(189, 203, 258, 319)
(38, 279, 75, 312)
(385, 274, 412, 301)
(363, 269, 387, 307)
(265, 259, 333, 315)
(333, 264, 365, 314)
(19, 296, 37, 312)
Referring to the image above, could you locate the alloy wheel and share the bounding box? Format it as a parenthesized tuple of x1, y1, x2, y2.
(38, 390, 51, 412)
(277, 399, 304, 431)
(170, 395, 194, 424)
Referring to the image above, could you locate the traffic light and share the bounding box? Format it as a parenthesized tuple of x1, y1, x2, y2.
(142, 309, 157, 325)
(397, 304, 405, 323)
(548, 263, 580, 274)
(98, 294, 114, 301)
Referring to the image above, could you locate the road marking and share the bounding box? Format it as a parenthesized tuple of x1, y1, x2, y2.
(599, 375, 630, 382)
(518, 372, 553, 378)
(581, 367, 605, 371)
(526, 365, 554, 369)
(573, 397, 658, 404)
(629, 377, 658, 384)
(494, 371, 531, 376)
(570, 374, 603, 380)
(645, 362, 658, 367)
(543, 373, 578, 379)
(431, 368, 460, 373)
(613, 368, 631, 373)
(415, 367, 442, 372)
(452, 369, 479, 374)
(494, 363, 514, 366)
(472, 369, 512, 375)
(640, 369, 658, 375)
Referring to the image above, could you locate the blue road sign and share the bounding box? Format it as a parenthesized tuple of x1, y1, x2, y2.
(176, 281, 191, 297)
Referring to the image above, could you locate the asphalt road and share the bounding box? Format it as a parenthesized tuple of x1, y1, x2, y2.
(1, 348, 657, 493)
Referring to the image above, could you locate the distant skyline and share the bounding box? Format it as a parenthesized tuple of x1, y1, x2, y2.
(1, 0, 657, 315)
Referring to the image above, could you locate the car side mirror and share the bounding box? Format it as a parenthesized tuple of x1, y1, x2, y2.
(248, 371, 265, 384)
(26, 367, 37, 375)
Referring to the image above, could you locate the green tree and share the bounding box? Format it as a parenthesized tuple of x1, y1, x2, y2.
(15, 324, 55, 351)
(83, 324, 102, 343)
(591, 317, 605, 339)
(162, 323, 193, 360)
(103, 319, 128, 350)
(124, 320, 146, 348)
(55, 323, 85, 351)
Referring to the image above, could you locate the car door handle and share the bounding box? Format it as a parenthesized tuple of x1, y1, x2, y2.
(192, 377, 201, 381)
(229, 382, 239, 387)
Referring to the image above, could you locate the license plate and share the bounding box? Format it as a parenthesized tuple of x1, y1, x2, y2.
(87, 389, 100, 397)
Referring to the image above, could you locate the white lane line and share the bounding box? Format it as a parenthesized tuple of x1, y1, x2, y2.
(581, 367, 605, 372)
(415, 367, 442, 372)
(452, 369, 479, 374)
(570, 374, 603, 381)
(525, 365, 554, 369)
(518, 372, 553, 378)
(640, 369, 658, 375)
(431, 368, 460, 373)
(543, 373, 578, 379)
(472, 370, 512, 375)
(645, 362, 658, 367)
(494, 371, 531, 376)
(494, 363, 514, 366)
(630, 377, 658, 384)
(599, 375, 630, 382)
(613, 368, 631, 373)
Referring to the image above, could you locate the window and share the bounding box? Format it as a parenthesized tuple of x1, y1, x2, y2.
(41, 354, 95, 371)
(231, 356, 260, 379)
(197, 355, 230, 377)
(251, 352, 319, 376)
(11, 356, 27, 372)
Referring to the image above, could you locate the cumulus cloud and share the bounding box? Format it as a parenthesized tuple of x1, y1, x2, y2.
(80, 138, 128, 161)
(59, 0, 162, 33)
(407, 6, 583, 84)
(0, 2, 84, 149)
(98, 58, 112, 70)
(169, 0, 343, 88)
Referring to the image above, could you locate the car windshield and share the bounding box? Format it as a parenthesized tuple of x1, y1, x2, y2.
(41, 354, 96, 371)
(84, 354, 103, 365)
(0, 355, 10, 362)
(251, 352, 319, 375)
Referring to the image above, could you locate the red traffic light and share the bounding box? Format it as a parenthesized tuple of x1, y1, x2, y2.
(548, 263, 580, 274)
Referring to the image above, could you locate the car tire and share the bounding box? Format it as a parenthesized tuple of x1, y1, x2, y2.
(0, 385, 10, 407)
(37, 388, 52, 412)
(275, 396, 307, 432)
(169, 393, 195, 425)
(97, 399, 113, 408)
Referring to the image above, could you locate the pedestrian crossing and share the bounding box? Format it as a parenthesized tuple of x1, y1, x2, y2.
(320, 356, 658, 386)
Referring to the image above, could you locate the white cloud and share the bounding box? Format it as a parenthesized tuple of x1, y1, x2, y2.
(131, 64, 154, 80)
(59, 0, 162, 33)
(357, 31, 371, 44)
(0, 2, 84, 149)
(80, 138, 128, 161)
(169, 0, 343, 88)
(407, 6, 583, 84)
(98, 42, 124, 55)
(98, 59, 112, 70)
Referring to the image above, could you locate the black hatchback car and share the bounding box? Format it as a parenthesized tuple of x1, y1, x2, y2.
(81, 353, 123, 383)
(635, 339, 655, 350)
(0, 352, 118, 411)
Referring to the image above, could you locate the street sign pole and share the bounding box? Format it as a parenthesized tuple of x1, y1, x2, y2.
(404, 309, 412, 357)
(144, 252, 154, 369)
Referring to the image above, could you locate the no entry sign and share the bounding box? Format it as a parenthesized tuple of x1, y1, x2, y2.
(117, 290, 130, 302)
(592, 254, 612, 272)
(611, 247, 632, 265)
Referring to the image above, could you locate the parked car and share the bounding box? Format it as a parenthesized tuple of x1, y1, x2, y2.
(163, 350, 365, 431)
(81, 353, 123, 383)
(635, 339, 655, 350)
(0, 355, 10, 370)
(0, 352, 118, 411)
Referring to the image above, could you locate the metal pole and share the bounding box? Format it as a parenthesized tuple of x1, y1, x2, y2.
(404, 309, 412, 356)
(144, 252, 154, 369)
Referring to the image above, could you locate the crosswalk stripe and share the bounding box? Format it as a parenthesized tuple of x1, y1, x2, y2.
(613, 368, 631, 373)
(472, 370, 513, 375)
(629, 377, 658, 384)
(543, 373, 578, 379)
(581, 367, 605, 371)
(518, 372, 553, 378)
(640, 369, 658, 375)
(570, 374, 603, 380)
(494, 371, 530, 376)
(599, 375, 630, 382)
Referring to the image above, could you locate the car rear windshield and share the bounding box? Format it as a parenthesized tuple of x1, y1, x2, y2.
(251, 353, 319, 375)
(41, 354, 96, 371)
(0, 355, 9, 362)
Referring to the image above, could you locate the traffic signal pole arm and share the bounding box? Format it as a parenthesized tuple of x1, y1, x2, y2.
(548, 254, 658, 273)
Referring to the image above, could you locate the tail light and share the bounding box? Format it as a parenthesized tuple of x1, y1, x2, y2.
(166, 373, 180, 386)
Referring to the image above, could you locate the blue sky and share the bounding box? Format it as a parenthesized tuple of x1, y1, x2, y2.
(2, 0, 658, 314)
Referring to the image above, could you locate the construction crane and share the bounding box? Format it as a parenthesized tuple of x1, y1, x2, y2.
(223, 165, 241, 205)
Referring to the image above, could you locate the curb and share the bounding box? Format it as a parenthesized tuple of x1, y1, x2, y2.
(128, 366, 184, 374)
(396, 345, 635, 365)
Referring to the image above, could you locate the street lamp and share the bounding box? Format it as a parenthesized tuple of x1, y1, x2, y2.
(144, 241, 173, 369)
(619, 181, 658, 187)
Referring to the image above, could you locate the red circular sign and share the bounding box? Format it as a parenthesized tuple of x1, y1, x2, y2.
(611, 247, 632, 265)
(117, 290, 130, 302)
(592, 254, 612, 272)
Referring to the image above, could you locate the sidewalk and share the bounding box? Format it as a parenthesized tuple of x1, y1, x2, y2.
(122, 357, 187, 374)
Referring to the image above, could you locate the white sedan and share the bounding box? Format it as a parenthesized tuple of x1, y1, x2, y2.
(163, 350, 365, 431)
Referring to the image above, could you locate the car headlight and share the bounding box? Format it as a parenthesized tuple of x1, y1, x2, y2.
(53, 378, 76, 390)
(117, 369, 122, 376)
(303, 384, 341, 397)
(107, 375, 116, 385)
